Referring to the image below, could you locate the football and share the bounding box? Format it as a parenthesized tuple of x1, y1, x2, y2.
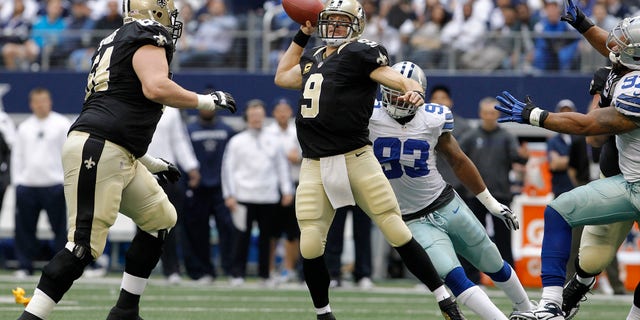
(282, 0, 324, 26)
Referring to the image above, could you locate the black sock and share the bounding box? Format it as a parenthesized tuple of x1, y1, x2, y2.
(115, 289, 141, 310)
(634, 282, 640, 308)
(394, 237, 443, 291)
(17, 311, 42, 320)
(303, 256, 330, 308)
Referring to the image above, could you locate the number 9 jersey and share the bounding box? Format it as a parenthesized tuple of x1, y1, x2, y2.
(368, 101, 454, 216)
(70, 19, 175, 158)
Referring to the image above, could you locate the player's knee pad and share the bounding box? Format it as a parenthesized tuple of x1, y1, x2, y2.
(471, 240, 504, 274)
(39, 243, 93, 302)
(295, 183, 331, 221)
(124, 228, 164, 278)
(374, 213, 412, 247)
(299, 227, 325, 259)
(135, 199, 177, 233)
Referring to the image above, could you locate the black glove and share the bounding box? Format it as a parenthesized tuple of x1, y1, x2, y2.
(211, 91, 237, 113)
(561, 0, 594, 34)
(155, 158, 181, 184)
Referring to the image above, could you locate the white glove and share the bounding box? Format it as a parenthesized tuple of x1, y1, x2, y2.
(476, 188, 519, 231)
(196, 91, 237, 113)
(138, 154, 181, 183)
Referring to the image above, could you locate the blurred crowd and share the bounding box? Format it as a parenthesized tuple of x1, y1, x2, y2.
(0, 0, 639, 73)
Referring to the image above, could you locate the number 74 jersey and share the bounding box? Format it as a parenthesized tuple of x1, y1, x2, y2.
(368, 102, 454, 215)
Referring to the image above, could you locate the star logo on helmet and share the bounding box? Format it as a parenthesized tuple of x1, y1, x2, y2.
(154, 34, 168, 46)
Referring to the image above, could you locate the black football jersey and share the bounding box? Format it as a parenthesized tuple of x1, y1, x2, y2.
(590, 66, 623, 177)
(295, 39, 390, 158)
(70, 19, 174, 158)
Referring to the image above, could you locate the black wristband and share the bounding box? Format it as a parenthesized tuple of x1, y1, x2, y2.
(411, 90, 425, 101)
(576, 17, 595, 34)
(539, 110, 549, 127)
(293, 29, 311, 47)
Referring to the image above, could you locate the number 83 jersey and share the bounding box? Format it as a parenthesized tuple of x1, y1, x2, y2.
(368, 102, 453, 216)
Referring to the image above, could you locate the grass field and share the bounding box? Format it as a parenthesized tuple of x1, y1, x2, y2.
(0, 273, 633, 320)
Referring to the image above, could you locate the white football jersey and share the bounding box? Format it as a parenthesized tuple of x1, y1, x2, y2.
(612, 70, 640, 182)
(368, 101, 453, 215)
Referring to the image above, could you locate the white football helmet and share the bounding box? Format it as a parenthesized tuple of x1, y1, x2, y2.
(317, 0, 365, 47)
(606, 16, 640, 70)
(123, 0, 183, 42)
(381, 61, 427, 119)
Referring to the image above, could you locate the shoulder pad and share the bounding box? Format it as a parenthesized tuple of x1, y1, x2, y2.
(422, 103, 454, 132)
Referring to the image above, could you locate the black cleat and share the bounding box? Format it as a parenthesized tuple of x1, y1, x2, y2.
(106, 306, 144, 320)
(562, 274, 595, 320)
(317, 312, 336, 320)
(438, 297, 466, 320)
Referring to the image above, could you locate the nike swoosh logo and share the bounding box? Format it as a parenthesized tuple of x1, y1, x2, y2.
(452, 206, 460, 214)
(355, 151, 366, 157)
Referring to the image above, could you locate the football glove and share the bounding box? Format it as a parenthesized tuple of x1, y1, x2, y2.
(197, 91, 237, 113)
(138, 154, 182, 184)
(561, 0, 594, 34)
(476, 188, 519, 231)
(495, 91, 549, 127)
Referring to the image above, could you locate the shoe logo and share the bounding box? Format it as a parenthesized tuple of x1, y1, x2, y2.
(84, 157, 96, 170)
(452, 206, 460, 214)
(355, 151, 366, 157)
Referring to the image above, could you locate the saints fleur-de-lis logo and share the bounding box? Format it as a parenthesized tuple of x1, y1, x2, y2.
(154, 33, 167, 46)
(84, 157, 96, 170)
(376, 50, 388, 66)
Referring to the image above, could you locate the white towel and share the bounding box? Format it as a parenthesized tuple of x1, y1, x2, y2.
(231, 204, 247, 232)
(320, 154, 355, 209)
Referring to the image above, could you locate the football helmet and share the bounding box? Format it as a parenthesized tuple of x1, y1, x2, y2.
(123, 0, 183, 42)
(381, 61, 427, 119)
(317, 0, 365, 47)
(606, 16, 640, 70)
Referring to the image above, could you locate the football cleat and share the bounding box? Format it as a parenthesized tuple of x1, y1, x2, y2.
(562, 275, 595, 320)
(317, 312, 336, 320)
(509, 301, 565, 320)
(106, 306, 143, 320)
(438, 297, 466, 320)
(12, 287, 31, 307)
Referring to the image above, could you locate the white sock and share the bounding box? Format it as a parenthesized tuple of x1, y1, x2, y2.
(540, 286, 563, 306)
(576, 274, 595, 286)
(121, 272, 147, 295)
(627, 304, 640, 320)
(492, 267, 534, 311)
(457, 286, 508, 320)
(316, 305, 331, 315)
(24, 289, 56, 320)
(433, 285, 451, 302)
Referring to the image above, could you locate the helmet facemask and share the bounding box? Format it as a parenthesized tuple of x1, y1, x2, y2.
(318, 0, 365, 47)
(123, 0, 184, 45)
(606, 17, 640, 71)
(380, 61, 427, 119)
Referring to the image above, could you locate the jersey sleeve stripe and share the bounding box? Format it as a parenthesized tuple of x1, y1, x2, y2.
(616, 93, 640, 115)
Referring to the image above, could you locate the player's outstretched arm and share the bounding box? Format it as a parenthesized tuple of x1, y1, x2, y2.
(562, 0, 608, 56)
(495, 91, 637, 135)
(274, 22, 316, 90)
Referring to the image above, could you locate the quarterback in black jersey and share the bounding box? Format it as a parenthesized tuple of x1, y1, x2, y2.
(274, 0, 464, 319)
(15, 1, 235, 320)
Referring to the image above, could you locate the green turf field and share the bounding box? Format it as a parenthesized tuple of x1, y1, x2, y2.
(0, 273, 633, 319)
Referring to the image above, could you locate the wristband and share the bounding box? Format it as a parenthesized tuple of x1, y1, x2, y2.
(476, 188, 501, 212)
(529, 108, 549, 127)
(411, 90, 425, 101)
(576, 17, 595, 34)
(196, 94, 215, 111)
(293, 29, 311, 47)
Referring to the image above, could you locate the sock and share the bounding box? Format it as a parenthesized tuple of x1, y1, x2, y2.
(115, 273, 145, 310)
(576, 274, 595, 286)
(444, 267, 475, 297)
(540, 207, 572, 287)
(433, 286, 451, 303)
(627, 305, 640, 320)
(490, 262, 533, 311)
(303, 256, 330, 308)
(457, 286, 507, 320)
(316, 305, 332, 315)
(540, 286, 563, 306)
(394, 237, 444, 292)
(23, 289, 55, 320)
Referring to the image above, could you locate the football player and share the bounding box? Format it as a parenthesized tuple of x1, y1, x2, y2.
(274, 0, 464, 319)
(497, 15, 640, 320)
(370, 61, 534, 320)
(14, 0, 236, 319)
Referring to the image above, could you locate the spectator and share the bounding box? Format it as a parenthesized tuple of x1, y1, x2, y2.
(0, 0, 38, 23)
(184, 107, 236, 282)
(458, 97, 528, 284)
(0, 106, 16, 210)
(606, 0, 632, 19)
(90, 0, 122, 47)
(57, 0, 95, 70)
(12, 87, 70, 278)
(580, 1, 619, 70)
(325, 205, 373, 289)
(532, 0, 580, 72)
(179, 0, 238, 69)
(546, 99, 577, 198)
(264, 98, 302, 284)
(146, 107, 201, 285)
(407, 3, 451, 69)
(222, 99, 293, 286)
(30, 0, 67, 69)
(0, 0, 39, 70)
(439, 0, 487, 69)
(361, 0, 401, 62)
